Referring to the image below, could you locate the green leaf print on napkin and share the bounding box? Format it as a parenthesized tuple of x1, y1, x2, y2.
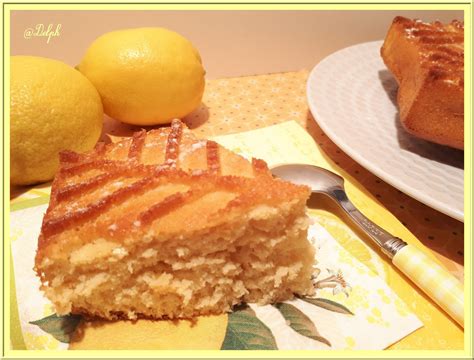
(273, 302, 331, 347)
(300, 297, 354, 315)
(30, 313, 82, 343)
(221, 304, 277, 350)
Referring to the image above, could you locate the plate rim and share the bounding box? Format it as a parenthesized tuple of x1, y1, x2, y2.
(306, 40, 464, 222)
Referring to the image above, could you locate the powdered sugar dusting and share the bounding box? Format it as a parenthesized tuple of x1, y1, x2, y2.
(191, 141, 206, 151)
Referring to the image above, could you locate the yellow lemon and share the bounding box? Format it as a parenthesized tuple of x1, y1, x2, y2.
(78, 27, 205, 125)
(10, 56, 103, 186)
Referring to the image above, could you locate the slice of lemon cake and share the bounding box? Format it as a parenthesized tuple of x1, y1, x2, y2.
(381, 16, 464, 149)
(35, 120, 315, 320)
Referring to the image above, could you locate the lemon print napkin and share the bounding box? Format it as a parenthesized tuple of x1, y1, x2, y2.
(11, 121, 447, 350)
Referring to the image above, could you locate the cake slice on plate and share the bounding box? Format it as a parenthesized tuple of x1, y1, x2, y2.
(381, 16, 464, 150)
(35, 120, 315, 320)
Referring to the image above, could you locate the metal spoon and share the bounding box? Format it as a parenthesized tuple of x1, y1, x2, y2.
(271, 163, 464, 327)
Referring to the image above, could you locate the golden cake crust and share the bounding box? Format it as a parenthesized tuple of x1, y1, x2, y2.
(381, 16, 464, 150)
(35, 120, 310, 275)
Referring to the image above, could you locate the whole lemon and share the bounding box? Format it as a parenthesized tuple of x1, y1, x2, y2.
(10, 56, 103, 186)
(78, 27, 205, 125)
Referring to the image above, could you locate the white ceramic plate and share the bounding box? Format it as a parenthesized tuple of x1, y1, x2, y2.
(307, 41, 464, 222)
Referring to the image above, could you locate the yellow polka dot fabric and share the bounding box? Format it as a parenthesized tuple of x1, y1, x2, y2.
(100, 70, 463, 281)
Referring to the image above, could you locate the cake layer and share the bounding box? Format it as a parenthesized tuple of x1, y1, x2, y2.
(42, 201, 313, 320)
(35, 120, 316, 320)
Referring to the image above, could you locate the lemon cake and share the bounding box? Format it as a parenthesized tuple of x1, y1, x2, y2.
(381, 16, 464, 150)
(35, 120, 315, 320)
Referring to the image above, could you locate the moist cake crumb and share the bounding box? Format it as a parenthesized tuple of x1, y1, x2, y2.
(35, 120, 316, 320)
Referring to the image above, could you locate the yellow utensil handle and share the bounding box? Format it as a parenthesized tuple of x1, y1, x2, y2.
(392, 244, 464, 327)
